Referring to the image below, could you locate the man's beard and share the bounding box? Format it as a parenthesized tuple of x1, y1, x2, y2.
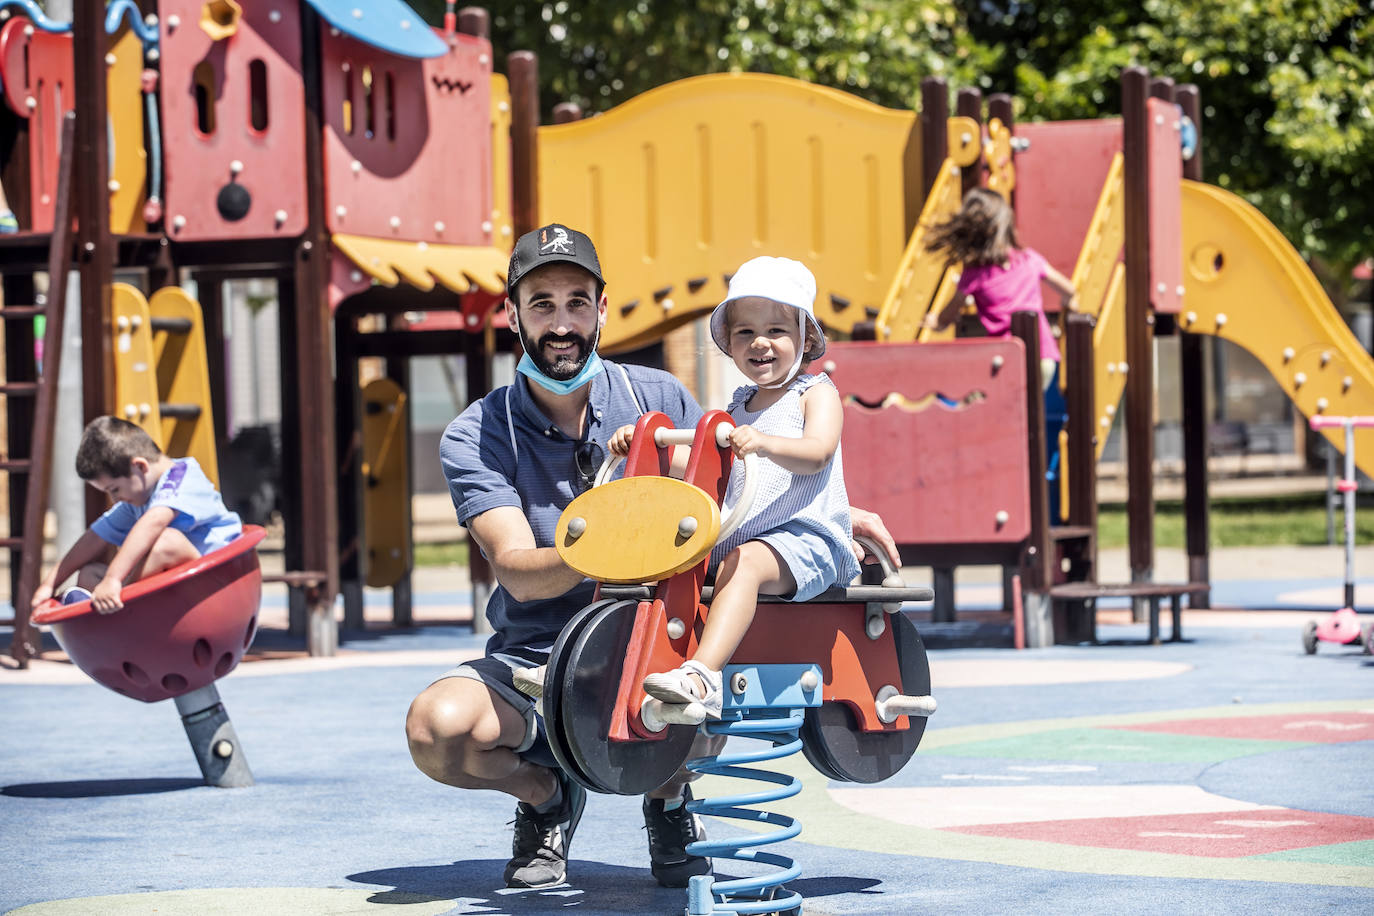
(521, 327, 598, 380)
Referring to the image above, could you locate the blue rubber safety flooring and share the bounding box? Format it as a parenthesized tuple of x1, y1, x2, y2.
(3, 609, 1373, 914)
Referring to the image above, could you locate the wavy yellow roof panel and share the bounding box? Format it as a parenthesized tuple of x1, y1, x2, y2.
(332, 234, 508, 295)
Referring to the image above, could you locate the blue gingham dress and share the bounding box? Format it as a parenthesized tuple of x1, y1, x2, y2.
(711, 373, 861, 601)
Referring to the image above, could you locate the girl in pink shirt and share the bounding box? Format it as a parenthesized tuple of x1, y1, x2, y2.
(923, 188, 1078, 388)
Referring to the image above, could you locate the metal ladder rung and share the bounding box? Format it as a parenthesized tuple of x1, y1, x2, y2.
(150, 316, 193, 333)
(0, 536, 24, 549)
(159, 402, 202, 420)
(0, 459, 33, 472)
(0, 382, 39, 396)
(1, 306, 46, 320)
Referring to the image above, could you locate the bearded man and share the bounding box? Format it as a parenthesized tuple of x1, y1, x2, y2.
(406, 223, 897, 890)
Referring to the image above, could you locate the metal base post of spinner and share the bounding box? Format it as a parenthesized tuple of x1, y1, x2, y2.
(682, 663, 822, 916)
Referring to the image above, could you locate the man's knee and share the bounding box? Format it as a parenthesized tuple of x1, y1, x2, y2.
(406, 679, 511, 782)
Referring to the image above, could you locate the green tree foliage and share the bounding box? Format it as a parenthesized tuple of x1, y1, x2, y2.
(415, 1, 995, 112)
(966, 0, 1372, 302)
(414, 1, 1370, 296)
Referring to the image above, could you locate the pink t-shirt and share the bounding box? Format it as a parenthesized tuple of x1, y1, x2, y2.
(955, 246, 1059, 361)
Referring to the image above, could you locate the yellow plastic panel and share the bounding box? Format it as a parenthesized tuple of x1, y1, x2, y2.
(874, 157, 964, 342)
(946, 116, 982, 168)
(332, 233, 507, 294)
(916, 271, 963, 344)
(537, 73, 915, 351)
(1178, 179, 1374, 477)
(148, 287, 218, 487)
(111, 283, 162, 439)
(107, 28, 147, 234)
(984, 117, 1016, 196)
(362, 377, 411, 588)
(1092, 262, 1127, 462)
(1070, 152, 1125, 319)
(489, 73, 514, 253)
(556, 476, 721, 584)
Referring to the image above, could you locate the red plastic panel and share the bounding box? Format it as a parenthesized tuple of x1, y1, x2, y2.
(826, 339, 1030, 546)
(158, 1, 307, 240)
(320, 29, 492, 245)
(1147, 97, 1184, 313)
(1012, 119, 1124, 305)
(0, 18, 73, 233)
(32, 527, 266, 704)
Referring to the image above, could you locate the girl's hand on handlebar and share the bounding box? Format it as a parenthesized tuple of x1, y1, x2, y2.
(728, 424, 767, 458)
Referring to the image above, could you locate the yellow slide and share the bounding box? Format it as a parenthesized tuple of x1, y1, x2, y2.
(1178, 179, 1374, 474)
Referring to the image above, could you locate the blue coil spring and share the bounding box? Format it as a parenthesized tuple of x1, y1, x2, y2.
(684, 710, 806, 916)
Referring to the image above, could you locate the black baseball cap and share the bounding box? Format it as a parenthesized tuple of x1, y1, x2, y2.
(506, 223, 604, 298)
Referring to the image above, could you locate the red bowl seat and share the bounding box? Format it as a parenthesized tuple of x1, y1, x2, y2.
(31, 526, 267, 703)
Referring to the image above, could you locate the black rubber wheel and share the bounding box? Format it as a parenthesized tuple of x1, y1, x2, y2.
(1302, 620, 1319, 655)
(544, 599, 616, 792)
(800, 613, 931, 784)
(550, 599, 699, 796)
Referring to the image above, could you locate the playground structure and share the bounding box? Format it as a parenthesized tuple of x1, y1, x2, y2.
(29, 525, 267, 787)
(2, 1, 1372, 666)
(542, 410, 934, 913)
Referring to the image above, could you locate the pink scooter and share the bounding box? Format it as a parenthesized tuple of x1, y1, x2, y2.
(1305, 416, 1374, 655)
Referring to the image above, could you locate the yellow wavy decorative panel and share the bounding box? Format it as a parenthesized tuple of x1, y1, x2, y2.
(537, 73, 916, 352)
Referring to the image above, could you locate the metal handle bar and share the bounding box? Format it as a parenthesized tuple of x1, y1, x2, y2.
(591, 421, 757, 545)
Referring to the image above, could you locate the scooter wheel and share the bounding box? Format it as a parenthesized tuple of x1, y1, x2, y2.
(1362, 622, 1373, 656)
(1302, 620, 1318, 655)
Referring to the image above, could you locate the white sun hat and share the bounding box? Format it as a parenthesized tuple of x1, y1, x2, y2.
(707, 256, 826, 365)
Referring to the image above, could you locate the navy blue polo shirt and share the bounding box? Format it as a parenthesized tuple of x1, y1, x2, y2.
(441, 361, 703, 653)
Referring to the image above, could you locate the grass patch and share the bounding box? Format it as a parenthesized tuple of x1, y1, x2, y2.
(414, 540, 469, 567)
(408, 494, 1365, 567)
(1096, 491, 1374, 549)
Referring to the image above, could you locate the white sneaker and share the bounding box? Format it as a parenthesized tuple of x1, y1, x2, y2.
(513, 665, 546, 698)
(643, 659, 723, 720)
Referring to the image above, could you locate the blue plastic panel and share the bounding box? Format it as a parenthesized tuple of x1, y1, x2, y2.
(302, 0, 446, 58)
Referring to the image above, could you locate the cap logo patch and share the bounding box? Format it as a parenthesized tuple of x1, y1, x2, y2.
(540, 226, 574, 255)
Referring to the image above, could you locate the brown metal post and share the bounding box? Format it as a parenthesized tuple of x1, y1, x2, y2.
(955, 88, 983, 196)
(1176, 83, 1211, 605)
(383, 318, 415, 628)
(191, 272, 230, 457)
(1013, 311, 1052, 646)
(334, 306, 365, 630)
(1122, 67, 1155, 609)
(552, 103, 583, 124)
(465, 326, 495, 634)
(457, 6, 489, 37)
(919, 77, 949, 200)
(1060, 313, 1100, 642)
(74, 2, 115, 523)
(508, 52, 540, 237)
(294, 5, 341, 655)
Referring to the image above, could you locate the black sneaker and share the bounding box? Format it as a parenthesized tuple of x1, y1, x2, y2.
(504, 770, 587, 889)
(643, 786, 711, 888)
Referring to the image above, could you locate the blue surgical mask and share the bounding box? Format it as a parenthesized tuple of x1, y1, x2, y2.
(517, 350, 605, 395)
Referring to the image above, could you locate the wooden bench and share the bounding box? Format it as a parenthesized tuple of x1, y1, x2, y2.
(1048, 581, 1210, 644)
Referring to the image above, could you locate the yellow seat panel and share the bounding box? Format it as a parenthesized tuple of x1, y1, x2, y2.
(556, 477, 721, 584)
